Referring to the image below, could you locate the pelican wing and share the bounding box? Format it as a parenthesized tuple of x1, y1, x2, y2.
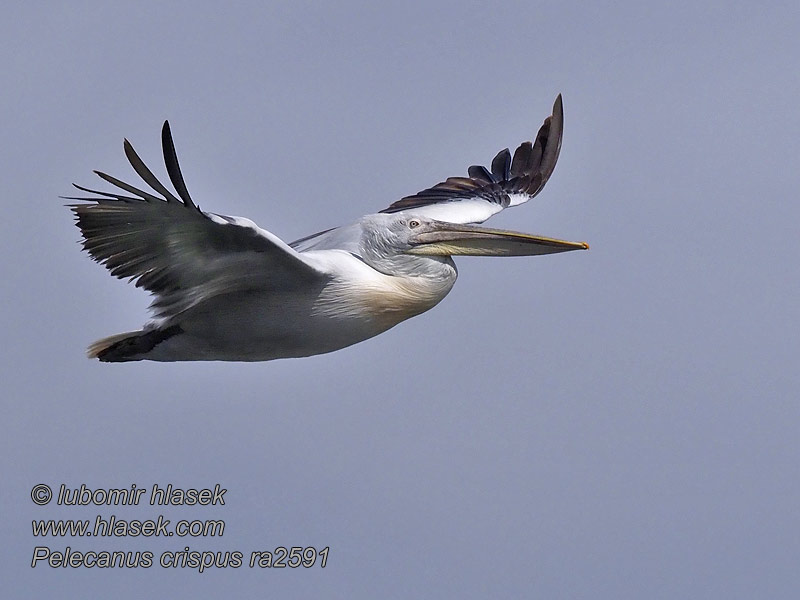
(381, 95, 563, 224)
(68, 122, 328, 319)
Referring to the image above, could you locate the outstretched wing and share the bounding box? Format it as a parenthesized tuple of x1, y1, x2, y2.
(381, 94, 563, 224)
(68, 122, 328, 320)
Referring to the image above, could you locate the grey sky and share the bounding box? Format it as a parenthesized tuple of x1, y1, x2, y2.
(3, 1, 799, 598)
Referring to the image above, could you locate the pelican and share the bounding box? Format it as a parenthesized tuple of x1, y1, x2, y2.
(68, 94, 587, 362)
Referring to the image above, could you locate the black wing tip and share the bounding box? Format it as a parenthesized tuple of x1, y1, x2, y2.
(161, 120, 174, 146)
(122, 138, 136, 159)
(551, 93, 563, 132)
(159, 119, 197, 209)
(92, 169, 116, 182)
(161, 120, 173, 144)
(381, 94, 565, 214)
(491, 148, 511, 180)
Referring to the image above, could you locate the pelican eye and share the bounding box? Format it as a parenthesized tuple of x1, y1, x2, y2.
(408, 219, 421, 229)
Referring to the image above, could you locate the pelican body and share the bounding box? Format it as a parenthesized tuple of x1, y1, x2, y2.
(68, 95, 587, 362)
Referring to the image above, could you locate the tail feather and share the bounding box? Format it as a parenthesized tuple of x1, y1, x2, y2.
(87, 331, 140, 359)
(87, 325, 182, 362)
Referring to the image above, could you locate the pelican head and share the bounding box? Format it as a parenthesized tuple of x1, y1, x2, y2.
(406, 217, 589, 257)
(355, 213, 587, 277)
(360, 212, 583, 257)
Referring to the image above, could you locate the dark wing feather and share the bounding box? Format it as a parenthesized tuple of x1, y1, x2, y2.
(161, 121, 196, 208)
(380, 94, 564, 224)
(68, 122, 325, 319)
(491, 148, 511, 181)
(123, 138, 182, 204)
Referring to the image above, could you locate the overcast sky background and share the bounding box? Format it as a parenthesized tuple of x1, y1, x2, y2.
(2, 2, 799, 598)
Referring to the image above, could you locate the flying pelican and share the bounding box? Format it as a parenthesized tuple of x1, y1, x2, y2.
(68, 94, 587, 362)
